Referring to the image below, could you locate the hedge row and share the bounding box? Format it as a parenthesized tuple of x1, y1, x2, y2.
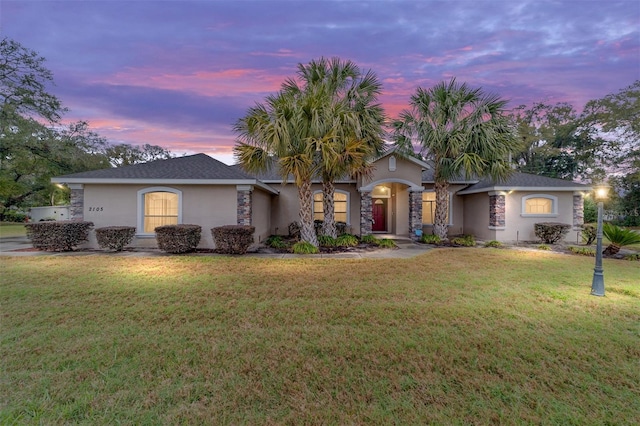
(95, 226, 136, 251)
(212, 225, 255, 254)
(534, 222, 571, 244)
(25, 221, 93, 251)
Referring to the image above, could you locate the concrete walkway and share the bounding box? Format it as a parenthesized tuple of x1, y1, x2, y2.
(0, 235, 433, 259)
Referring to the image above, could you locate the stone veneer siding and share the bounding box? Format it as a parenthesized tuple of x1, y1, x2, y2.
(489, 193, 506, 227)
(408, 190, 423, 240)
(573, 193, 584, 229)
(237, 188, 252, 226)
(360, 191, 372, 236)
(70, 187, 84, 220)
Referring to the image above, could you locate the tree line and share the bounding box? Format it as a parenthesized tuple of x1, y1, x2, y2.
(2, 37, 638, 240)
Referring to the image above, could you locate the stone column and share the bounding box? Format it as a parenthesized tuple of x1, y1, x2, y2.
(573, 192, 584, 229)
(408, 189, 423, 241)
(236, 185, 253, 226)
(488, 191, 506, 229)
(360, 190, 373, 236)
(69, 184, 84, 221)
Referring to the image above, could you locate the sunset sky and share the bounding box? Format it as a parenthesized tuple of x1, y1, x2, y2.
(2, 0, 639, 164)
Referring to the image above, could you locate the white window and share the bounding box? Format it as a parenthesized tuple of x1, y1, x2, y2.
(522, 194, 557, 216)
(422, 191, 450, 225)
(138, 187, 182, 234)
(313, 190, 349, 223)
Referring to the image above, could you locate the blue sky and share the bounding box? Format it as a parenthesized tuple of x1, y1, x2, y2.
(3, 0, 639, 164)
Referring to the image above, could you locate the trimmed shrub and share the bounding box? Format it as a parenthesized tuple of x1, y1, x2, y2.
(360, 234, 379, 245)
(95, 226, 136, 251)
(212, 225, 255, 254)
(420, 234, 441, 244)
(377, 238, 397, 249)
(265, 235, 288, 250)
(318, 235, 337, 247)
(291, 241, 319, 254)
(582, 224, 597, 245)
(156, 224, 201, 253)
(484, 240, 503, 248)
(537, 244, 551, 251)
(534, 222, 571, 244)
(450, 235, 476, 247)
(335, 234, 359, 247)
(25, 221, 93, 251)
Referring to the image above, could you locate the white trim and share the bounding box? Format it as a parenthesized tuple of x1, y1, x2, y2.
(458, 185, 591, 195)
(312, 189, 350, 225)
(137, 187, 183, 235)
(67, 183, 83, 190)
(521, 194, 558, 216)
(488, 226, 506, 230)
(359, 178, 424, 192)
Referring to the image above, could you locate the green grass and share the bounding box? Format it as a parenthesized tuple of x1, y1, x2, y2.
(0, 222, 26, 238)
(1, 250, 639, 424)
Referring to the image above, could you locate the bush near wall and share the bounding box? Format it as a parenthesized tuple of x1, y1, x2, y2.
(155, 224, 202, 253)
(212, 225, 255, 254)
(25, 221, 93, 251)
(95, 226, 136, 251)
(534, 222, 572, 244)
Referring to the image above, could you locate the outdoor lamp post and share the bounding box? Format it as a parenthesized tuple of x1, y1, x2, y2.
(590, 184, 609, 296)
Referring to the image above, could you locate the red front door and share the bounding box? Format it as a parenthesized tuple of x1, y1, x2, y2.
(372, 200, 386, 232)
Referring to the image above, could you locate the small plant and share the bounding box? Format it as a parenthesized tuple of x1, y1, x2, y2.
(602, 223, 640, 255)
(581, 224, 597, 245)
(484, 240, 503, 248)
(291, 241, 319, 254)
(568, 246, 595, 257)
(95, 226, 136, 251)
(265, 235, 288, 249)
(360, 234, 379, 245)
(336, 222, 347, 235)
(288, 221, 301, 238)
(420, 234, 441, 244)
(335, 234, 359, 247)
(622, 253, 640, 261)
(450, 235, 476, 247)
(317, 235, 338, 247)
(537, 244, 551, 251)
(534, 222, 571, 244)
(377, 238, 397, 249)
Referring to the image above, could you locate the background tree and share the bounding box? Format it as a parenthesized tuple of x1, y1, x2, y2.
(105, 143, 174, 167)
(284, 58, 386, 238)
(394, 79, 519, 240)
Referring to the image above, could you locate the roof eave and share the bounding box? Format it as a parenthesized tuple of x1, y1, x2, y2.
(457, 185, 593, 195)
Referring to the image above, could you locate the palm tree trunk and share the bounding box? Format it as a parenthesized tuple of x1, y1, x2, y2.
(321, 180, 338, 238)
(298, 179, 319, 247)
(603, 243, 620, 256)
(433, 180, 449, 240)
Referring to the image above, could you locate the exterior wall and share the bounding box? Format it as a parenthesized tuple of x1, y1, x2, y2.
(81, 184, 238, 249)
(251, 188, 272, 243)
(505, 191, 578, 243)
(270, 183, 360, 236)
(394, 186, 409, 235)
(461, 192, 494, 240)
(363, 156, 423, 188)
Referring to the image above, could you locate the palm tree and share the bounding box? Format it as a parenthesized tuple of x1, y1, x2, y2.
(394, 79, 519, 240)
(234, 90, 320, 247)
(602, 223, 640, 255)
(287, 58, 386, 238)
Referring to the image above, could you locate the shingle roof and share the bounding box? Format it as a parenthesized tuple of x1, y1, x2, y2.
(54, 153, 253, 181)
(457, 171, 590, 194)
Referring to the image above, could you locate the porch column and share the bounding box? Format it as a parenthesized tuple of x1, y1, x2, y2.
(408, 189, 423, 241)
(360, 190, 373, 236)
(488, 191, 506, 229)
(69, 184, 84, 221)
(237, 185, 253, 226)
(573, 191, 584, 229)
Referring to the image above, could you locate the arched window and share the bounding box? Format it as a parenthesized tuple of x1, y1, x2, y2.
(313, 190, 349, 224)
(522, 194, 557, 216)
(137, 187, 182, 234)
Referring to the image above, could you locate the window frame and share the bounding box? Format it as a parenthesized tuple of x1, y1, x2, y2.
(422, 190, 452, 225)
(312, 189, 350, 225)
(137, 187, 183, 235)
(521, 194, 558, 217)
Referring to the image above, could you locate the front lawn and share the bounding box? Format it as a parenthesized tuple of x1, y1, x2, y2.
(1, 249, 638, 424)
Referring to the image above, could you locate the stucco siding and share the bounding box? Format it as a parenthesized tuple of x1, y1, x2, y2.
(462, 192, 495, 240)
(251, 188, 272, 243)
(363, 156, 423, 188)
(506, 191, 577, 243)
